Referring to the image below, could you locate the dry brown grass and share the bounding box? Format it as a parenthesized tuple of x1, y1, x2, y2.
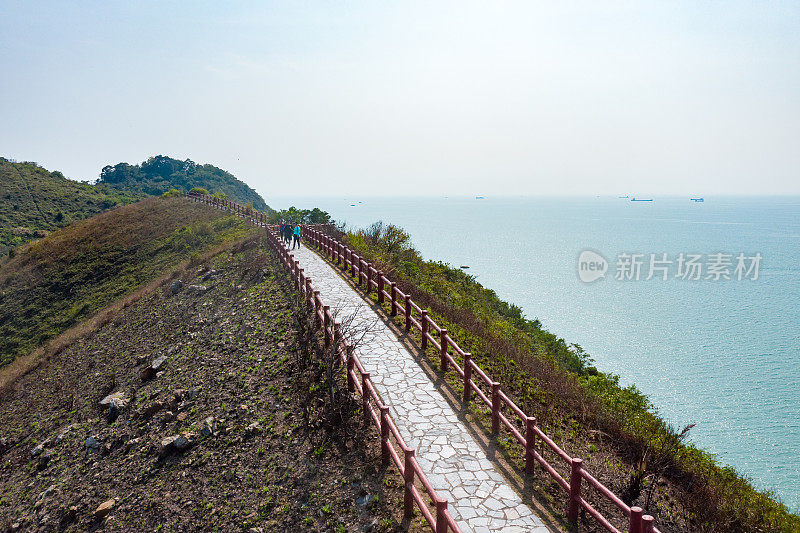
(0, 235, 249, 398)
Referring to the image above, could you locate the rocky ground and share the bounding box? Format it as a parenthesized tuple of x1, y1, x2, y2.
(0, 235, 422, 532)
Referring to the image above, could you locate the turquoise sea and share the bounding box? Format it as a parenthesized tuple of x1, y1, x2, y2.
(271, 195, 800, 510)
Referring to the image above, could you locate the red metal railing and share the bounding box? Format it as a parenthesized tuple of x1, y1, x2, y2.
(302, 226, 661, 533)
(182, 192, 460, 533)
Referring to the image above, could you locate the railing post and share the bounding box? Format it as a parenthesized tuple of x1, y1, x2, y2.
(358, 259, 364, 286)
(642, 515, 655, 533)
(421, 310, 429, 350)
(440, 329, 448, 371)
(333, 323, 343, 363)
(304, 278, 312, 303)
(380, 406, 390, 465)
(568, 458, 583, 524)
(404, 295, 412, 332)
(491, 382, 501, 434)
(313, 291, 321, 327)
(390, 283, 397, 315)
(362, 373, 371, 424)
(296, 268, 303, 291)
(403, 447, 416, 519)
(366, 263, 372, 294)
(377, 272, 384, 304)
(323, 306, 331, 348)
(525, 416, 537, 474)
(337, 243, 342, 265)
(346, 345, 355, 392)
(463, 352, 472, 403)
(630, 506, 643, 533)
(351, 253, 357, 278)
(435, 498, 448, 533)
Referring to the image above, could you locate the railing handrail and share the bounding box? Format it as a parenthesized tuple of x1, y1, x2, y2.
(181, 192, 461, 533)
(299, 222, 661, 533)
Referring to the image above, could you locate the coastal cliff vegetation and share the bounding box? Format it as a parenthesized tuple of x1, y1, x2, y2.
(334, 220, 799, 533)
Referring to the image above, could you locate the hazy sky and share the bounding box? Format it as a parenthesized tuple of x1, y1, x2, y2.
(1, 1, 798, 197)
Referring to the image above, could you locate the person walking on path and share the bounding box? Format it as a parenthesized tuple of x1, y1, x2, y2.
(292, 225, 301, 249)
(282, 222, 291, 245)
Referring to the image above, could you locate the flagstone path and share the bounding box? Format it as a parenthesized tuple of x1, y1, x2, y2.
(288, 244, 549, 533)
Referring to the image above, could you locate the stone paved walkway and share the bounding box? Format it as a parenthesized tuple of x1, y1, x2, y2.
(288, 244, 549, 533)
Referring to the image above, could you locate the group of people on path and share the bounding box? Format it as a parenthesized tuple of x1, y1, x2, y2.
(280, 221, 302, 249)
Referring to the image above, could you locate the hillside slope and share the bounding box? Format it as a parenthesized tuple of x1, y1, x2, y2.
(99, 156, 270, 212)
(0, 196, 253, 368)
(0, 238, 415, 532)
(0, 159, 141, 254)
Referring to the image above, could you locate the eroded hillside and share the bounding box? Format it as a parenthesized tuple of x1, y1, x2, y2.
(0, 235, 417, 532)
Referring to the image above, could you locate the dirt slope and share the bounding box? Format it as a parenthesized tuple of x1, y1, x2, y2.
(0, 236, 420, 532)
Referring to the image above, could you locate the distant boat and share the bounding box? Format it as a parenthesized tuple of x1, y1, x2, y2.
(631, 198, 653, 202)
(475, 196, 485, 199)
(350, 204, 355, 207)
(691, 198, 704, 202)
(460, 265, 469, 269)
(618, 195, 630, 198)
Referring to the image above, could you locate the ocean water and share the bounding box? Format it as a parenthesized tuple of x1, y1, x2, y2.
(271, 195, 800, 510)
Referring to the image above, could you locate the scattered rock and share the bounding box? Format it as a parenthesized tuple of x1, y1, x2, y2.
(85, 436, 101, 452)
(356, 494, 373, 507)
(237, 404, 249, 416)
(139, 401, 164, 419)
(177, 412, 189, 423)
(185, 386, 201, 400)
(99, 391, 126, 408)
(108, 398, 125, 423)
(31, 439, 50, 457)
(38, 485, 56, 502)
(244, 422, 262, 438)
(54, 425, 73, 445)
(186, 284, 208, 294)
(200, 417, 217, 438)
(169, 280, 183, 295)
(141, 356, 167, 381)
(93, 499, 115, 519)
(135, 354, 149, 365)
(152, 355, 168, 372)
(160, 434, 191, 455)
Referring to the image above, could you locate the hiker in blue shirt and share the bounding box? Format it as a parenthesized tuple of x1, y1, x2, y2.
(292, 225, 301, 249)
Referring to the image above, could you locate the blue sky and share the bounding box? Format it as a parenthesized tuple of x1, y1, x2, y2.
(1, 1, 798, 197)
